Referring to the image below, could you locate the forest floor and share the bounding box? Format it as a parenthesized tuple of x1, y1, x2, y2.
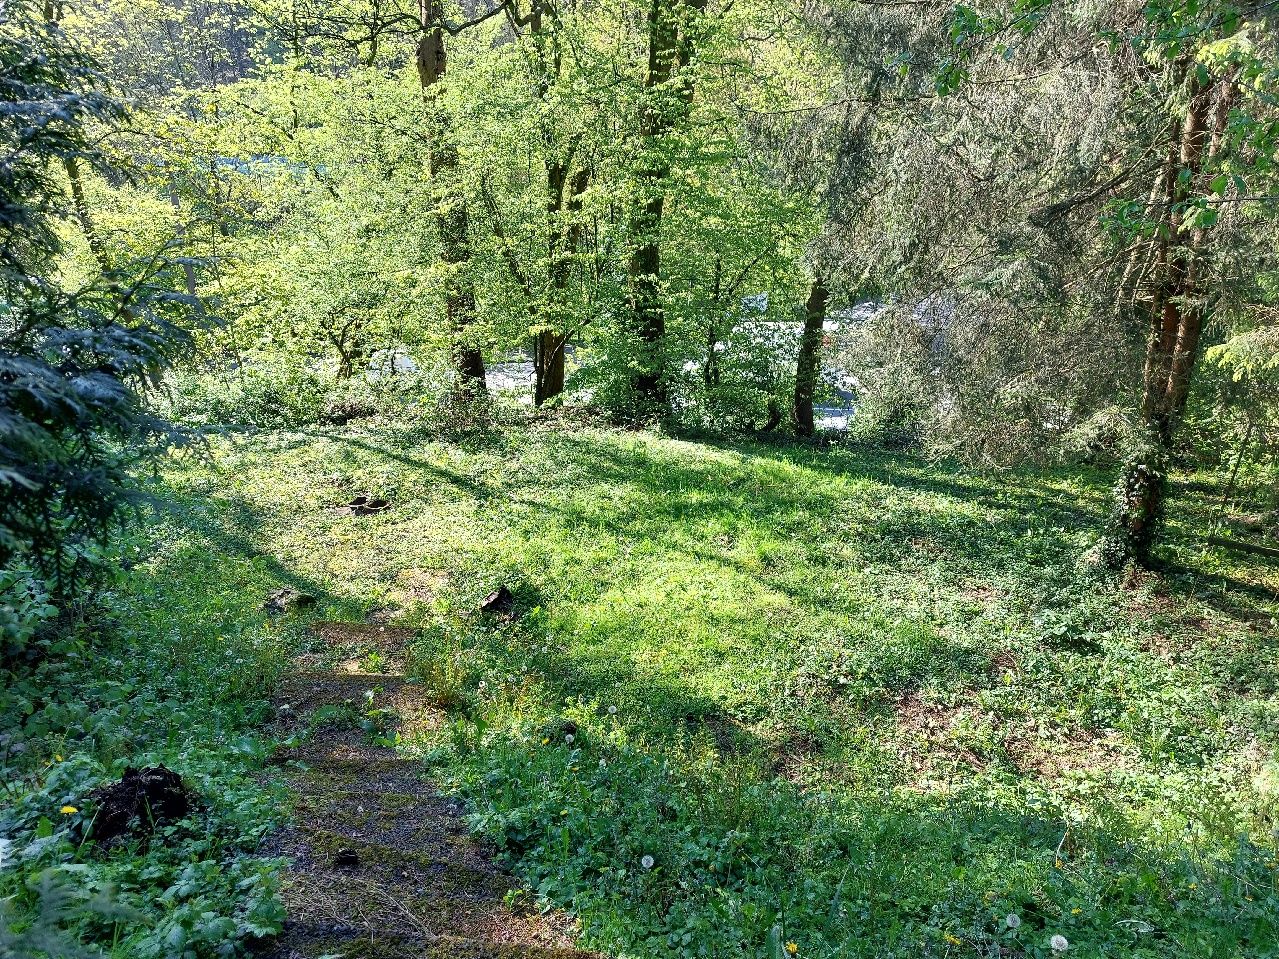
(6, 418, 1278, 958)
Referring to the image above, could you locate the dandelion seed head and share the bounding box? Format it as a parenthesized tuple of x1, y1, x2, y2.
(1005, 914, 1021, 930)
(1050, 934, 1069, 953)
(640, 854, 654, 869)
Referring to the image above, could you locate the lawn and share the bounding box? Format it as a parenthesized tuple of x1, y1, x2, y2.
(10, 420, 1277, 957)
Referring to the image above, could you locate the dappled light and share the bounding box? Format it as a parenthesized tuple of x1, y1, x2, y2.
(2, 0, 1277, 957)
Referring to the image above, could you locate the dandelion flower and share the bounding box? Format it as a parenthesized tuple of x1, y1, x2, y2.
(541, 737, 549, 745)
(785, 943, 798, 955)
(59, 806, 77, 815)
(943, 934, 962, 946)
(54, 754, 63, 762)
(1005, 914, 1021, 930)
(1050, 934, 1069, 953)
(1070, 908, 1080, 915)
(641, 854, 655, 869)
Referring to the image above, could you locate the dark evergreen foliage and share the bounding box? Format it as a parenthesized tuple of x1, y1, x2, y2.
(0, 1, 194, 596)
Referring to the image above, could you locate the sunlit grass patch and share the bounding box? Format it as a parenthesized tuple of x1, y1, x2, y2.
(94, 421, 1279, 957)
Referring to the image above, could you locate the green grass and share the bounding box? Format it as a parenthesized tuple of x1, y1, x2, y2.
(8, 419, 1278, 957)
(0, 517, 303, 955)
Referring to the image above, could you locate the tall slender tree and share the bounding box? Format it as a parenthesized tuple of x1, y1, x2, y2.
(626, 0, 708, 415)
(417, 0, 487, 397)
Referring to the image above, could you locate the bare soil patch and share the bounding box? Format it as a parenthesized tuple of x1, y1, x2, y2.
(256, 621, 597, 959)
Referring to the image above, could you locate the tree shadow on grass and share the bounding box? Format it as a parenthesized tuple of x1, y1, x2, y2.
(305, 426, 1079, 581)
(141, 429, 1275, 957)
(151, 491, 360, 622)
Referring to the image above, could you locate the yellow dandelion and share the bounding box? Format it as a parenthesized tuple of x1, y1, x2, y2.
(1070, 908, 1080, 915)
(1188, 882, 1197, 890)
(943, 933, 962, 946)
(1055, 859, 1063, 868)
(785, 943, 798, 955)
(541, 737, 549, 745)
(54, 754, 63, 762)
(59, 805, 77, 815)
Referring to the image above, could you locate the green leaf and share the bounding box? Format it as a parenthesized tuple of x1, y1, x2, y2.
(767, 924, 784, 959)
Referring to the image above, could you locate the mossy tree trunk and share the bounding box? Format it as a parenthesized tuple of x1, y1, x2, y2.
(418, 0, 486, 399)
(1100, 71, 1237, 567)
(792, 275, 828, 437)
(626, 0, 707, 417)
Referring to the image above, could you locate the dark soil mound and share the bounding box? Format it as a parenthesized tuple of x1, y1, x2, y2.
(87, 765, 194, 845)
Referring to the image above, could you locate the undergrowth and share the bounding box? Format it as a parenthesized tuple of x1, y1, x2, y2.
(0, 523, 302, 957)
(5, 420, 1277, 957)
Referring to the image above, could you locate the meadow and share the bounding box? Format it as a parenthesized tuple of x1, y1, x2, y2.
(24, 419, 1272, 957)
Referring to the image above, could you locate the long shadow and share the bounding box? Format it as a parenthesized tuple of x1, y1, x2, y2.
(287, 425, 1098, 624)
(271, 424, 1273, 648)
(151, 491, 354, 619)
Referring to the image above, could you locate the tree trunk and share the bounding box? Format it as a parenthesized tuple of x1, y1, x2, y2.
(535, 161, 586, 405)
(703, 255, 722, 390)
(1100, 73, 1235, 568)
(792, 275, 828, 437)
(417, 0, 486, 398)
(626, 0, 706, 416)
(64, 156, 108, 272)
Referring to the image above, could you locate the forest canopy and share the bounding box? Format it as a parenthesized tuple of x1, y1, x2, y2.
(10, 0, 1269, 568)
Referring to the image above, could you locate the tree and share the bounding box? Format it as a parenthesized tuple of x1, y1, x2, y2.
(792, 275, 828, 436)
(0, 1, 192, 597)
(417, 0, 488, 397)
(625, 0, 710, 416)
(1098, 3, 1276, 566)
(935, 0, 1279, 565)
(836, 0, 1276, 562)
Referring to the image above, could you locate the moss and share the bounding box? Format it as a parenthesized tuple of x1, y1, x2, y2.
(291, 827, 510, 897)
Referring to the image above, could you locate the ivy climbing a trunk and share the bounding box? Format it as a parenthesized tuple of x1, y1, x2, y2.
(1099, 70, 1237, 568)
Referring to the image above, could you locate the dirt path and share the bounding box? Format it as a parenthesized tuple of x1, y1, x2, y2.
(257, 622, 595, 959)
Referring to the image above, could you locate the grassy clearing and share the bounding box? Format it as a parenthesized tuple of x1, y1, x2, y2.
(183, 422, 1279, 956)
(10, 420, 1277, 957)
